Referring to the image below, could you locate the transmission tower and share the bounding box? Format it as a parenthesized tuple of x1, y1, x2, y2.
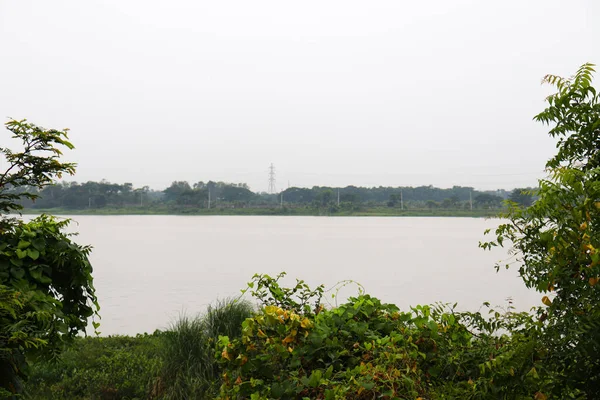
(268, 163, 276, 194)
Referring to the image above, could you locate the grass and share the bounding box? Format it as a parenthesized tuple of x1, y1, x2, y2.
(160, 299, 253, 400)
(24, 298, 254, 400)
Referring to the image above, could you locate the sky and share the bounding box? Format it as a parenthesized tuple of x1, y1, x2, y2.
(0, 0, 598, 192)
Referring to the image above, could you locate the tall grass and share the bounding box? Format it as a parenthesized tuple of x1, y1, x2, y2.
(159, 298, 253, 399)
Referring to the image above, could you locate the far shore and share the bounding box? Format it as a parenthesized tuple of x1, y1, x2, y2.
(19, 207, 501, 218)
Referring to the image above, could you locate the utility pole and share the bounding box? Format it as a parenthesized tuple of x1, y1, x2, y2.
(268, 163, 276, 194)
(469, 191, 473, 211)
(400, 190, 404, 210)
(207, 188, 211, 209)
(280, 192, 283, 208)
(337, 189, 340, 206)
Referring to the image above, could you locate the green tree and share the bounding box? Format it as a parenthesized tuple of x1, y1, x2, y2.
(474, 193, 503, 208)
(0, 119, 98, 396)
(0, 120, 75, 219)
(315, 189, 334, 206)
(482, 63, 600, 397)
(508, 188, 534, 207)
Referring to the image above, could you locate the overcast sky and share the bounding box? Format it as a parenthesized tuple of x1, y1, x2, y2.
(1, 1, 598, 192)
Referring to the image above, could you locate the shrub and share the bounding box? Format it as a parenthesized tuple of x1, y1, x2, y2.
(217, 275, 552, 399)
(25, 333, 164, 400)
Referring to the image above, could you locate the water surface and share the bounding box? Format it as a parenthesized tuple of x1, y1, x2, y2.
(59, 216, 538, 335)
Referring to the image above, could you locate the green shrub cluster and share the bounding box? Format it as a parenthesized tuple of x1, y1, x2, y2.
(25, 333, 163, 399)
(216, 275, 574, 400)
(20, 273, 592, 399)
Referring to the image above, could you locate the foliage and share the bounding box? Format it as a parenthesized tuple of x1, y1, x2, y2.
(482, 63, 600, 397)
(243, 272, 325, 316)
(25, 333, 164, 400)
(0, 216, 98, 338)
(23, 300, 253, 400)
(0, 285, 49, 395)
(0, 119, 75, 218)
(537, 63, 600, 170)
(160, 299, 253, 400)
(18, 179, 514, 212)
(218, 277, 553, 399)
(508, 188, 535, 207)
(0, 118, 98, 396)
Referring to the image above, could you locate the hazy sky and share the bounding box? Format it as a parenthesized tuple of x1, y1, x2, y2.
(1, 1, 598, 192)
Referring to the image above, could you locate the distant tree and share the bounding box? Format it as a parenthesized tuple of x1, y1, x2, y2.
(95, 194, 107, 208)
(316, 189, 334, 206)
(441, 197, 459, 209)
(425, 200, 438, 209)
(474, 193, 503, 208)
(164, 181, 192, 202)
(509, 188, 534, 207)
(193, 181, 206, 190)
(220, 185, 255, 203)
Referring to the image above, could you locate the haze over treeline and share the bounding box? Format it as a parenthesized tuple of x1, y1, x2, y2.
(2, 1, 598, 191)
(16, 179, 534, 211)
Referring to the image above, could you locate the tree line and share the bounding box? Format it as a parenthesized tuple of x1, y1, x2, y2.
(14, 179, 535, 210)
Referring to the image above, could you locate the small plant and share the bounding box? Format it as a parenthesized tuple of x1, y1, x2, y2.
(243, 272, 325, 315)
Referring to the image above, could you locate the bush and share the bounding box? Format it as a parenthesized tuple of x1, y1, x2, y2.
(217, 274, 562, 399)
(25, 333, 163, 400)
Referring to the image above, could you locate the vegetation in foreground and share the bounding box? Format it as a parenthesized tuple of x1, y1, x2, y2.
(2, 63, 599, 399)
(18, 273, 593, 399)
(25, 299, 254, 400)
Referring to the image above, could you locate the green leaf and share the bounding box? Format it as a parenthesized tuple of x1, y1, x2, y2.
(17, 240, 31, 249)
(31, 238, 46, 251)
(29, 266, 43, 281)
(27, 248, 40, 260)
(308, 370, 322, 388)
(10, 267, 25, 279)
(15, 249, 27, 259)
(360, 380, 375, 390)
(9, 258, 23, 267)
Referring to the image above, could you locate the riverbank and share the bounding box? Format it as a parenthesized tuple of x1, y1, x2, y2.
(22, 289, 556, 400)
(19, 206, 500, 218)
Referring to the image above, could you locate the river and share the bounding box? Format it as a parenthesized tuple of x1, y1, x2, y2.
(58, 215, 539, 335)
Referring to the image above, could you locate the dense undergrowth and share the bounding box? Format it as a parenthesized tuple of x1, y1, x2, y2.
(23, 299, 253, 400)
(20, 274, 588, 399)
